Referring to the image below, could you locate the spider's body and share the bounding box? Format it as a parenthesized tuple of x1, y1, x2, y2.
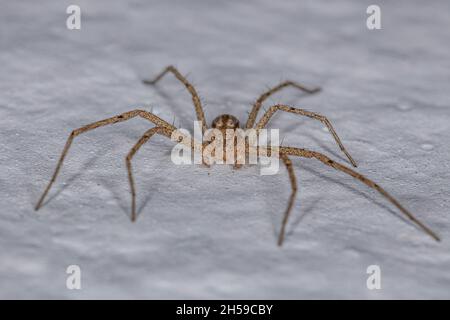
(35, 65, 440, 246)
(209, 114, 243, 167)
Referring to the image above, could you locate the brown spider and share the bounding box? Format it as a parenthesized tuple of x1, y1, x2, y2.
(35, 65, 440, 246)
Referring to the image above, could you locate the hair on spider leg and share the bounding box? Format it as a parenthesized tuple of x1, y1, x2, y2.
(184, 70, 192, 80)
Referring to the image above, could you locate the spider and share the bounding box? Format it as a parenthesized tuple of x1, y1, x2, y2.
(35, 65, 440, 246)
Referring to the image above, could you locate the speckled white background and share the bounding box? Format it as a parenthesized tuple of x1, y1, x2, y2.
(1, 0, 449, 299)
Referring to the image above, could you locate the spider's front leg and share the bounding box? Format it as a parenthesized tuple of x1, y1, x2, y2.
(126, 127, 204, 221)
(35, 109, 175, 210)
(256, 104, 357, 167)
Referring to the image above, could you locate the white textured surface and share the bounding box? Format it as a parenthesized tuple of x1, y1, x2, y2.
(1, 0, 450, 299)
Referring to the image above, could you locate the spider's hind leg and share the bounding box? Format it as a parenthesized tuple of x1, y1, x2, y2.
(280, 146, 440, 242)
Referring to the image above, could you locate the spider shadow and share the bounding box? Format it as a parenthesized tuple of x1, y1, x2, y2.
(285, 198, 321, 238)
(290, 162, 417, 233)
(37, 154, 101, 208)
(306, 133, 352, 165)
(262, 165, 321, 241)
(148, 85, 193, 129)
(99, 148, 169, 220)
(135, 146, 174, 218)
(99, 176, 163, 221)
(281, 122, 350, 165)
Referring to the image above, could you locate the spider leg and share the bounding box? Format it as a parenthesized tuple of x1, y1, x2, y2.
(245, 80, 321, 129)
(280, 146, 440, 242)
(126, 127, 173, 221)
(142, 65, 207, 133)
(256, 105, 357, 167)
(278, 153, 298, 246)
(35, 109, 175, 210)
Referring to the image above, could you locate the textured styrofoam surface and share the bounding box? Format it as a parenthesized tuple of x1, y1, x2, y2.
(1, 0, 449, 299)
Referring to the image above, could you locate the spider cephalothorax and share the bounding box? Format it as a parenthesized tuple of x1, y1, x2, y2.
(35, 65, 440, 246)
(211, 114, 240, 130)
